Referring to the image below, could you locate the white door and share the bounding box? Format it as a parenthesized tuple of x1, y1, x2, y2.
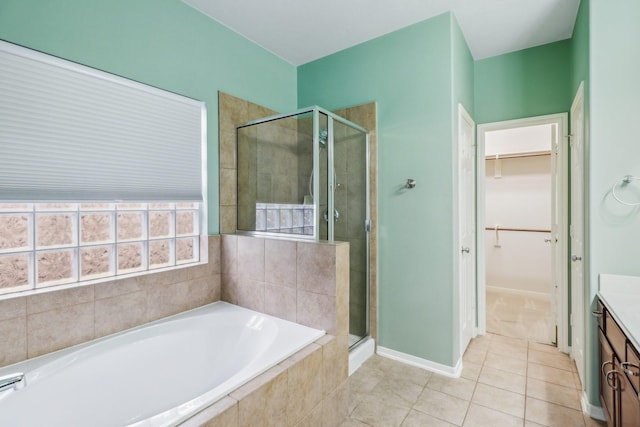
(550, 124, 560, 345)
(570, 83, 586, 385)
(459, 104, 476, 352)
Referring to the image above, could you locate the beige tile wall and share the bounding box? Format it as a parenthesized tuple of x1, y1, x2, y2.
(219, 92, 278, 234)
(220, 234, 349, 340)
(0, 236, 222, 368)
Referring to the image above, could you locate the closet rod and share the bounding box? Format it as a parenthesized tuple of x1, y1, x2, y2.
(485, 152, 551, 160)
(484, 227, 551, 233)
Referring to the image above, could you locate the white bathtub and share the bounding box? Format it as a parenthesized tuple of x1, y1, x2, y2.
(0, 301, 325, 426)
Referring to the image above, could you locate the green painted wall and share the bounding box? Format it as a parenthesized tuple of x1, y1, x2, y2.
(474, 40, 573, 124)
(299, 13, 473, 367)
(571, 0, 590, 95)
(569, 0, 595, 406)
(450, 14, 475, 360)
(588, 0, 640, 406)
(0, 0, 298, 234)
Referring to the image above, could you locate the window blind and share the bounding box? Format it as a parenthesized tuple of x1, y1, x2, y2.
(0, 40, 206, 202)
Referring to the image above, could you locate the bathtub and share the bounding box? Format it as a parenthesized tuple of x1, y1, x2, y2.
(0, 301, 325, 426)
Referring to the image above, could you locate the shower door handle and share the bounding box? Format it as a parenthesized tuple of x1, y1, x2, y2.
(323, 208, 339, 222)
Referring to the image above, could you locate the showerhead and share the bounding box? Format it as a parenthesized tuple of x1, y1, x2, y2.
(319, 128, 328, 149)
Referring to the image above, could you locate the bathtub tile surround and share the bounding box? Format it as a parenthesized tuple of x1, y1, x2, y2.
(206, 233, 349, 426)
(0, 235, 221, 367)
(184, 335, 347, 427)
(220, 234, 349, 339)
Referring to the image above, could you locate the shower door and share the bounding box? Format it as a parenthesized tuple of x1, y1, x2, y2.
(330, 117, 370, 348)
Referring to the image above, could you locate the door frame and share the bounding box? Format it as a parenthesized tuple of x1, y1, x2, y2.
(458, 104, 476, 353)
(476, 113, 570, 352)
(570, 81, 586, 383)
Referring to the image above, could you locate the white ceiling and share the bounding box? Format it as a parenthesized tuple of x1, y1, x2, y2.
(182, 0, 580, 66)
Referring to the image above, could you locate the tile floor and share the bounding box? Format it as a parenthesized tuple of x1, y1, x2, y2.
(486, 287, 554, 345)
(342, 333, 606, 427)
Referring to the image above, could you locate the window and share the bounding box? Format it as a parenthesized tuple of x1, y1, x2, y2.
(0, 202, 203, 295)
(0, 41, 207, 297)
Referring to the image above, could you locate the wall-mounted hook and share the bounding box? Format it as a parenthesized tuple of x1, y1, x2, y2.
(406, 179, 416, 189)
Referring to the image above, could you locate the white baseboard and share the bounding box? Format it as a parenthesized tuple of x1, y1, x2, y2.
(581, 391, 605, 421)
(377, 346, 462, 378)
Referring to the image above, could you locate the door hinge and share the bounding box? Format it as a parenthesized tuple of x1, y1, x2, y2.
(365, 219, 371, 233)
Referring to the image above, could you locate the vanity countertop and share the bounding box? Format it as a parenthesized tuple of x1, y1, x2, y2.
(599, 274, 640, 351)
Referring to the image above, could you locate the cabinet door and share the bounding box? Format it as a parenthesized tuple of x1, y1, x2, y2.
(618, 358, 640, 427)
(625, 342, 640, 394)
(600, 330, 617, 426)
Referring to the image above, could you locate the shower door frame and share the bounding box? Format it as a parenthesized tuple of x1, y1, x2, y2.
(236, 106, 372, 342)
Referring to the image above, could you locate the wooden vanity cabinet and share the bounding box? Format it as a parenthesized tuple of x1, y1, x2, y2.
(618, 361, 640, 427)
(598, 299, 640, 427)
(600, 329, 617, 425)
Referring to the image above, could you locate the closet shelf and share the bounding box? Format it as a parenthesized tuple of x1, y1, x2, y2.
(484, 227, 551, 233)
(485, 150, 551, 160)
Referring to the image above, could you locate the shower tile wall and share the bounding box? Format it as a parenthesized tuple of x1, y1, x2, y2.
(218, 92, 378, 342)
(219, 92, 277, 234)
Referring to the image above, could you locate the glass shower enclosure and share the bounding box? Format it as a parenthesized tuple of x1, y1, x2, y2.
(236, 106, 370, 348)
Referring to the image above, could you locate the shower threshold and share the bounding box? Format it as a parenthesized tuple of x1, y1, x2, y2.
(348, 336, 375, 376)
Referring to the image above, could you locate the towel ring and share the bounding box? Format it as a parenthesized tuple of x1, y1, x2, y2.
(612, 175, 640, 206)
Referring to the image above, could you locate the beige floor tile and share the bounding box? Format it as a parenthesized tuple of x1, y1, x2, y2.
(483, 351, 527, 376)
(348, 388, 368, 415)
(367, 354, 401, 372)
(487, 341, 529, 360)
(467, 338, 491, 352)
(486, 288, 554, 344)
(491, 334, 529, 349)
(344, 335, 593, 427)
(478, 365, 526, 395)
(369, 375, 425, 409)
(462, 403, 523, 427)
(463, 347, 487, 365)
(461, 361, 482, 381)
(350, 395, 411, 427)
(527, 349, 574, 371)
(426, 374, 476, 401)
(526, 378, 581, 410)
(349, 364, 386, 393)
(341, 419, 372, 427)
(527, 363, 578, 388)
(525, 397, 586, 427)
(401, 409, 456, 427)
(471, 382, 525, 418)
(529, 342, 559, 354)
(583, 415, 607, 427)
(413, 388, 470, 426)
(387, 360, 433, 387)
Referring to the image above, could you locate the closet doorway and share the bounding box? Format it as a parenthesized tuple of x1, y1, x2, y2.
(477, 114, 568, 349)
